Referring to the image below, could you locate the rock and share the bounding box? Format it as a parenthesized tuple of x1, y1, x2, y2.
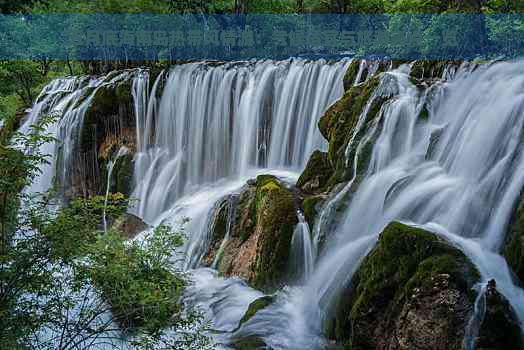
(317, 75, 387, 190)
(203, 175, 298, 291)
(302, 194, 326, 230)
(71, 81, 137, 198)
(476, 279, 524, 350)
(297, 150, 333, 194)
(410, 60, 462, 82)
(343, 60, 360, 90)
(237, 295, 276, 328)
(112, 213, 149, 239)
(328, 221, 481, 350)
(201, 198, 231, 267)
(503, 194, 524, 282)
(231, 335, 267, 350)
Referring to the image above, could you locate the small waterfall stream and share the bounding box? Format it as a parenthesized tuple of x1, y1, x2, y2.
(290, 211, 315, 283)
(102, 146, 129, 233)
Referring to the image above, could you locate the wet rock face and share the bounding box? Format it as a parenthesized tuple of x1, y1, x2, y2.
(476, 279, 524, 350)
(71, 81, 136, 198)
(503, 194, 524, 283)
(297, 150, 333, 194)
(112, 213, 149, 239)
(203, 175, 298, 291)
(392, 273, 473, 350)
(328, 222, 481, 350)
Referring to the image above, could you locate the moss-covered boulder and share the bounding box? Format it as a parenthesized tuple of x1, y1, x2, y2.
(476, 279, 524, 350)
(201, 197, 232, 267)
(503, 195, 524, 282)
(203, 175, 298, 291)
(111, 213, 149, 239)
(343, 60, 360, 91)
(302, 194, 326, 229)
(297, 150, 333, 194)
(237, 295, 276, 329)
(328, 221, 481, 349)
(317, 75, 386, 189)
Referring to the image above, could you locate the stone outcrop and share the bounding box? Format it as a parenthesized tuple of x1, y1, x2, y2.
(111, 213, 149, 239)
(503, 194, 524, 282)
(327, 221, 481, 349)
(203, 174, 298, 291)
(476, 279, 524, 350)
(71, 80, 137, 198)
(327, 221, 524, 350)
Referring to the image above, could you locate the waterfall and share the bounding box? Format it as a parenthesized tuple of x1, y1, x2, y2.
(102, 146, 129, 233)
(21, 58, 524, 350)
(19, 70, 137, 197)
(289, 211, 315, 283)
(211, 195, 238, 269)
(300, 61, 524, 345)
(190, 61, 524, 350)
(129, 59, 350, 223)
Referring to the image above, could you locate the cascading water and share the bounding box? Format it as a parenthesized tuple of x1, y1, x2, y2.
(130, 59, 350, 223)
(231, 61, 524, 349)
(289, 211, 315, 283)
(21, 58, 524, 350)
(19, 70, 138, 196)
(102, 146, 129, 233)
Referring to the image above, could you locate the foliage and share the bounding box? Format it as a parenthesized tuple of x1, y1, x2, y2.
(0, 61, 45, 107)
(0, 111, 211, 349)
(86, 225, 185, 334)
(30, 0, 171, 14)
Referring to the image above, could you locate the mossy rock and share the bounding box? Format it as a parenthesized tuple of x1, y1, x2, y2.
(251, 175, 298, 290)
(201, 198, 231, 267)
(112, 213, 149, 239)
(231, 335, 267, 350)
(202, 176, 298, 291)
(476, 279, 524, 350)
(99, 153, 135, 197)
(503, 194, 524, 282)
(410, 60, 462, 81)
(317, 75, 387, 189)
(237, 295, 276, 329)
(343, 60, 360, 91)
(328, 221, 481, 349)
(296, 150, 333, 194)
(303, 194, 325, 230)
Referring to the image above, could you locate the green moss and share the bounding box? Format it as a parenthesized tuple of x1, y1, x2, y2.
(251, 175, 298, 290)
(319, 76, 387, 190)
(343, 60, 360, 91)
(296, 150, 333, 193)
(351, 222, 479, 317)
(320, 76, 381, 167)
(410, 60, 462, 81)
(503, 197, 524, 281)
(213, 199, 229, 242)
(303, 195, 324, 229)
(329, 221, 480, 346)
(237, 295, 275, 328)
(233, 185, 257, 243)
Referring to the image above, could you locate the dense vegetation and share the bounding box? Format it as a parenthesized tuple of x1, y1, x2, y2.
(0, 113, 211, 348)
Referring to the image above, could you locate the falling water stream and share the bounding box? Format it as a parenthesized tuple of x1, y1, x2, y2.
(102, 146, 129, 233)
(20, 59, 524, 349)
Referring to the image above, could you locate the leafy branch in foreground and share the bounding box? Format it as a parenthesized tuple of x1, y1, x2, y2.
(1, 111, 213, 349)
